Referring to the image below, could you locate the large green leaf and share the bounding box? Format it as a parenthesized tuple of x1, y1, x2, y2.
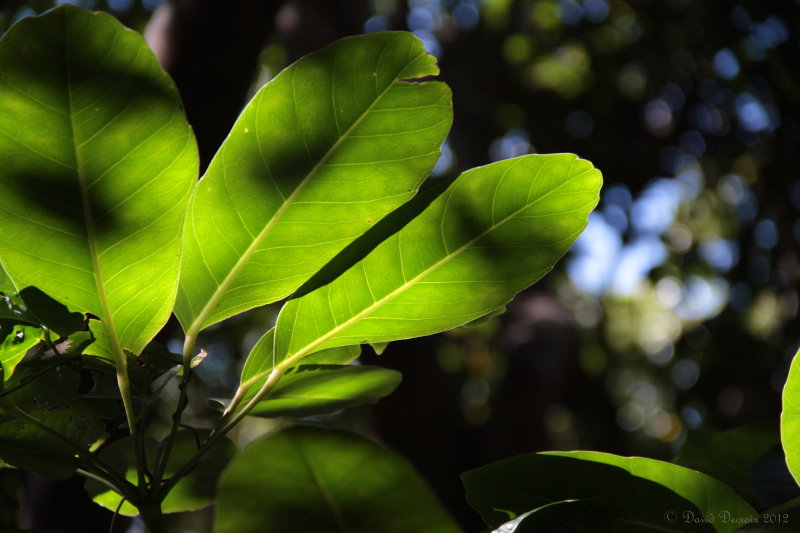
(781, 348, 800, 485)
(462, 451, 757, 532)
(270, 154, 600, 368)
(214, 426, 461, 533)
(675, 424, 779, 508)
(0, 6, 197, 362)
(245, 364, 401, 418)
(86, 430, 236, 516)
(175, 32, 451, 335)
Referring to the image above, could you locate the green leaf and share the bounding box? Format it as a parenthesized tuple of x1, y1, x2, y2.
(83, 319, 111, 364)
(214, 426, 461, 533)
(0, 323, 43, 382)
(246, 364, 401, 418)
(18, 287, 84, 338)
(781, 349, 800, 486)
(271, 154, 600, 368)
(675, 424, 780, 508)
(0, 360, 106, 479)
(462, 451, 757, 532)
(174, 31, 451, 334)
(86, 430, 236, 516)
(239, 328, 361, 396)
(0, 6, 197, 364)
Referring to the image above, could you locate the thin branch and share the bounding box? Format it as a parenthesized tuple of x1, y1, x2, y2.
(159, 366, 286, 497)
(152, 331, 197, 496)
(109, 494, 127, 533)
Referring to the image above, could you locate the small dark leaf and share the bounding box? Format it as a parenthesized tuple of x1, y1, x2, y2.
(0, 361, 106, 479)
(19, 287, 85, 337)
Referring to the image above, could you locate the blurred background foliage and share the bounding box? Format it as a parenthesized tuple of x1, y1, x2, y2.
(1, 0, 799, 531)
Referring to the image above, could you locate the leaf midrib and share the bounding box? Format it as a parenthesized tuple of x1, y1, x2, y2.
(186, 51, 429, 335)
(63, 13, 126, 367)
(278, 159, 595, 367)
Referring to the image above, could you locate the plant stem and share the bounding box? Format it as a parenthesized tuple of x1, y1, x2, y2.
(115, 363, 149, 499)
(109, 496, 127, 533)
(159, 366, 285, 497)
(139, 500, 168, 533)
(115, 364, 137, 438)
(220, 367, 285, 433)
(77, 468, 128, 499)
(152, 331, 197, 497)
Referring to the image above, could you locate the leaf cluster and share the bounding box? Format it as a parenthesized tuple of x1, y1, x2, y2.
(0, 6, 601, 532)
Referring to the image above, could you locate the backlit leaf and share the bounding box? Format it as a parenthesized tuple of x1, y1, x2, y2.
(780, 349, 800, 485)
(0, 6, 197, 364)
(175, 32, 451, 335)
(271, 154, 600, 368)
